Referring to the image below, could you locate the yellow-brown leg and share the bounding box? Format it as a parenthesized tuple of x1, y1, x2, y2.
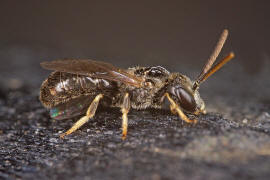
(60, 94, 103, 138)
(165, 93, 197, 123)
(121, 93, 130, 140)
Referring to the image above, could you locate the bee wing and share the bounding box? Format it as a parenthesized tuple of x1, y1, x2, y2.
(50, 95, 92, 120)
(41, 59, 144, 87)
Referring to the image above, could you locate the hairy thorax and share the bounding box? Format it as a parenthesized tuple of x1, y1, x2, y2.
(120, 66, 170, 109)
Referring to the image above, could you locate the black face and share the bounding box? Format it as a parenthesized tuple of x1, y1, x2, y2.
(168, 86, 197, 112)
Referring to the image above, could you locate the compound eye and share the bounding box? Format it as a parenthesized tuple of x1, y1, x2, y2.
(169, 87, 196, 112)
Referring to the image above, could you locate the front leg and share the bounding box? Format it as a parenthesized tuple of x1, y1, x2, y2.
(165, 93, 197, 123)
(121, 93, 130, 140)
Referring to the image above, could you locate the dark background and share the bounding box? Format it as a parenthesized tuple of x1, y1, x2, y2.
(1, 1, 270, 179)
(0, 1, 269, 86)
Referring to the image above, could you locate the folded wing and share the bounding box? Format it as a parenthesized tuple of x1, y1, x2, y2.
(41, 59, 144, 87)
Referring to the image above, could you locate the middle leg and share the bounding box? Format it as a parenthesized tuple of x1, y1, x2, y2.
(121, 93, 130, 140)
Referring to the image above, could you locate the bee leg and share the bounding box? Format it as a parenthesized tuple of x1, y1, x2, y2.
(60, 94, 103, 138)
(165, 93, 197, 123)
(121, 93, 130, 140)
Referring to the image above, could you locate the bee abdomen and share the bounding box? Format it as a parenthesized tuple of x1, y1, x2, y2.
(40, 71, 116, 108)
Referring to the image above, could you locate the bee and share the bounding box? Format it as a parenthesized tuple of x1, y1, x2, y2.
(40, 29, 234, 140)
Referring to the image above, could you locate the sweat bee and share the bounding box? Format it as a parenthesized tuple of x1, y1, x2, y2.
(40, 29, 234, 139)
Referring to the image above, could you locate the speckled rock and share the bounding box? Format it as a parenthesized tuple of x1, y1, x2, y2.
(0, 84, 270, 180)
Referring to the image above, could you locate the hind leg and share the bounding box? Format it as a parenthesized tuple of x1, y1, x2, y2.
(60, 94, 103, 138)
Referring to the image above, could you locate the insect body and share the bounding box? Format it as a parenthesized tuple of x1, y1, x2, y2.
(40, 29, 234, 139)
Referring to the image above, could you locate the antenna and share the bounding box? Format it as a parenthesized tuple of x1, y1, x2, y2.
(194, 52, 235, 88)
(193, 29, 233, 90)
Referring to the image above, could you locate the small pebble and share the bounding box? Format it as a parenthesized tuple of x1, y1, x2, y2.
(242, 118, 248, 124)
(104, 131, 113, 135)
(49, 138, 58, 143)
(107, 142, 116, 148)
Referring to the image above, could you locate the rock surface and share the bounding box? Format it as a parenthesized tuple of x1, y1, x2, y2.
(0, 79, 270, 180)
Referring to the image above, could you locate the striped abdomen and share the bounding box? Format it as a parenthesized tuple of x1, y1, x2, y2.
(40, 71, 116, 108)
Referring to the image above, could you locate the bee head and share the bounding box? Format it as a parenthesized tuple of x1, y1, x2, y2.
(166, 29, 234, 115)
(167, 74, 205, 114)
